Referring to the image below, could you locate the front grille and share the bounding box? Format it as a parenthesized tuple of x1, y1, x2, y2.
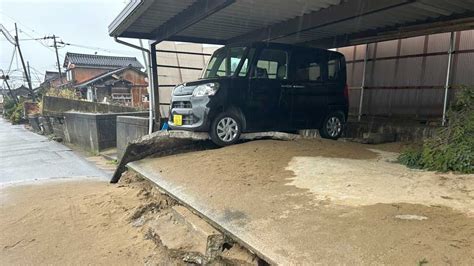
(172, 101, 192, 109)
(182, 115, 194, 125)
(170, 114, 196, 125)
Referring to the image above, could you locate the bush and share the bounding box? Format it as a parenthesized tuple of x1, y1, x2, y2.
(398, 86, 474, 173)
(398, 148, 423, 169)
(9, 102, 25, 124)
(3, 96, 17, 118)
(3, 96, 16, 110)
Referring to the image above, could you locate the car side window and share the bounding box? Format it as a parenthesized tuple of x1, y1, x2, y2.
(238, 48, 255, 77)
(229, 47, 246, 75)
(254, 49, 288, 80)
(294, 53, 323, 82)
(328, 58, 341, 81)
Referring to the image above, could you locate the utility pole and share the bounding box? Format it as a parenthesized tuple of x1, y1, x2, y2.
(0, 71, 18, 104)
(43, 35, 63, 84)
(14, 23, 36, 102)
(52, 35, 63, 84)
(27, 61, 32, 84)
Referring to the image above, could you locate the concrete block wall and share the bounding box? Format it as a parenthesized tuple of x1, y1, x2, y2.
(344, 119, 438, 142)
(42, 96, 138, 117)
(116, 116, 149, 160)
(63, 111, 148, 153)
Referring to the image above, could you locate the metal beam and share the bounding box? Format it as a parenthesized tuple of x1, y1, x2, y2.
(347, 15, 474, 46)
(139, 39, 154, 134)
(114, 37, 156, 132)
(358, 43, 370, 121)
(228, 0, 414, 44)
(301, 14, 474, 48)
(150, 44, 160, 127)
(442, 32, 455, 126)
(149, 0, 235, 44)
(167, 35, 227, 45)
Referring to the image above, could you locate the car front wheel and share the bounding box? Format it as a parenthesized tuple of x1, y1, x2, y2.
(320, 112, 344, 140)
(210, 112, 242, 146)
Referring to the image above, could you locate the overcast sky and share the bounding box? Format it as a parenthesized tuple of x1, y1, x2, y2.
(1, 0, 144, 89)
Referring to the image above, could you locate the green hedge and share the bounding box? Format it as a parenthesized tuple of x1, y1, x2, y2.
(3, 97, 25, 124)
(398, 86, 473, 173)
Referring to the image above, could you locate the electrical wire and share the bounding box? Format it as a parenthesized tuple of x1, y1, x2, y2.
(7, 47, 16, 74)
(58, 41, 137, 56)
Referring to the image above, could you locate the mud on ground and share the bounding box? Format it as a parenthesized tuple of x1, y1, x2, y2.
(145, 139, 474, 264)
(0, 172, 257, 265)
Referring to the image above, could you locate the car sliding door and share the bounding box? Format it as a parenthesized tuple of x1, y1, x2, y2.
(246, 48, 291, 131)
(287, 49, 328, 129)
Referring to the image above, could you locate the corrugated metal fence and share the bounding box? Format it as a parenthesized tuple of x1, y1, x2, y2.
(338, 29, 474, 120)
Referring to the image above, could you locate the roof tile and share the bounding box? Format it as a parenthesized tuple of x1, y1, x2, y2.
(64, 52, 143, 69)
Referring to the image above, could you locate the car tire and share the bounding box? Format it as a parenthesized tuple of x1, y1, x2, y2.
(210, 111, 242, 146)
(319, 111, 345, 140)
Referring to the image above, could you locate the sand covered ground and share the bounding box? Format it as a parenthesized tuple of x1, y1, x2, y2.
(138, 139, 474, 264)
(1, 138, 473, 264)
(0, 176, 179, 265)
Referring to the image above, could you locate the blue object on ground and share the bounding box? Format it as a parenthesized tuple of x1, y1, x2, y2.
(161, 121, 169, 131)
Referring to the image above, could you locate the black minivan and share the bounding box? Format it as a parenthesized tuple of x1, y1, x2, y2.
(169, 42, 348, 146)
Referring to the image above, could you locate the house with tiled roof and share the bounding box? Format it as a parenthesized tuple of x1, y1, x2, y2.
(61, 52, 148, 108)
(40, 71, 66, 89)
(63, 52, 143, 85)
(75, 66, 148, 108)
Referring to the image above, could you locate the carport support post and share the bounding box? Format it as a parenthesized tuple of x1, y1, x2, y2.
(358, 43, 369, 121)
(139, 39, 154, 134)
(442, 32, 455, 126)
(150, 43, 161, 129)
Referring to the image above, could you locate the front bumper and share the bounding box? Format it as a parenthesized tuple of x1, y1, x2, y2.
(168, 94, 211, 132)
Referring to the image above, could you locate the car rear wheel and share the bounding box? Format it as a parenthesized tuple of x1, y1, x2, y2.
(210, 112, 242, 146)
(320, 112, 344, 140)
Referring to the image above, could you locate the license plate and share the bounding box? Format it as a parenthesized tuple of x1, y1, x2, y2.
(173, 114, 183, 126)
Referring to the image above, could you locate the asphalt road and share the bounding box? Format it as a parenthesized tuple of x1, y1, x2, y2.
(0, 118, 107, 184)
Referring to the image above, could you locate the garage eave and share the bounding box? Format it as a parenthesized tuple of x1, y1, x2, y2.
(108, 0, 144, 37)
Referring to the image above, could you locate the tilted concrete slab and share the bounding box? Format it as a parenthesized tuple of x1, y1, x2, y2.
(126, 139, 474, 265)
(127, 161, 282, 264)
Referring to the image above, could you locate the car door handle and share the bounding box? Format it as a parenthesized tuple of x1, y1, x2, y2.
(281, 84, 305, 89)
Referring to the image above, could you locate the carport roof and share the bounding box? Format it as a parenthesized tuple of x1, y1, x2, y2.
(109, 0, 474, 47)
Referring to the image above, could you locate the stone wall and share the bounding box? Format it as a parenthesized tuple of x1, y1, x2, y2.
(42, 96, 138, 116)
(116, 116, 149, 160)
(63, 111, 148, 153)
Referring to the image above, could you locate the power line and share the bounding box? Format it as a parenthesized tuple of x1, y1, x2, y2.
(58, 41, 138, 56)
(19, 30, 65, 60)
(0, 10, 43, 38)
(7, 47, 17, 74)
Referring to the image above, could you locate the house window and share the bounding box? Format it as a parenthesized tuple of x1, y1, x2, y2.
(66, 70, 72, 81)
(112, 93, 132, 101)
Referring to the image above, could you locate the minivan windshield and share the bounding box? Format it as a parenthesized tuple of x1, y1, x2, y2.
(202, 47, 247, 78)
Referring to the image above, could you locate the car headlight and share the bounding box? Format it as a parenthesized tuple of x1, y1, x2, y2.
(192, 83, 219, 97)
(172, 84, 184, 96)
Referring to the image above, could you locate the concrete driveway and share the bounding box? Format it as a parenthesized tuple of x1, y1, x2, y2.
(0, 118, 107, 185)
(129, 139, 474, 265)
